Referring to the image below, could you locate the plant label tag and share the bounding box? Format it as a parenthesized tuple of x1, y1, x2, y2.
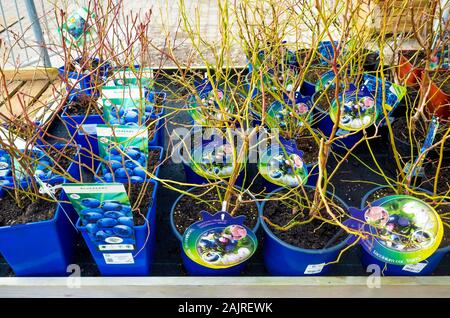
(77, 124, 98, 136)
(357, 195, 443, 265)
(183, 211, 257, 269)
(402, 262, 427, 273)
(62, 183, 137, 252)
(304, 263, 325, 275)
(96, 125, 149, 182)
(103, 253, 135, 264)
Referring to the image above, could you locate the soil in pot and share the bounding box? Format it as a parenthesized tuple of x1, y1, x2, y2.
(263, 188, 347, 249)
(401, 50, 426, 68)
(431, 72, 450, 95)
(392, 117, 449, 156)
(173, 187, 259, 236)
(425, 162, 450, 194)
(0, 190, 61, 226)
(44, 146, 77, 172)
(295, 132, 319, 165)
(314, 88, 338, 112)
(127, 182, 154, 226)
(65, 94, 99, 116)
(364, 187, 450, 248)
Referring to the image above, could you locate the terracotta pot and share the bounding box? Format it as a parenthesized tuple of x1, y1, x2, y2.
(421, 71, 450, 119)
(396, 51, 424, 86)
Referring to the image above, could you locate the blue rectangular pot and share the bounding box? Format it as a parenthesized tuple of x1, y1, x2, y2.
(76, 180, 158, 276)
(93, 146, 164, 183)
(0, 188, 78, 276)
(60, 110, 105, 170)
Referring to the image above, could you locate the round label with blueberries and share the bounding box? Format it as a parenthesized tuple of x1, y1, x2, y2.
(362, 195, 443, 265)
(182, 211, 257, 269)
(189, 141, 241, 180)
(258, 141, 308, 187)
(329, 90, 377, 131)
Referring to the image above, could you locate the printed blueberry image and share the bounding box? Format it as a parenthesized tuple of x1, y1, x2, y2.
(118, 216, 134, 227)
(113, 225, 134, 238)
(84, 212, 103, 223)
(80, 208, 104, 217)
(0, 148, 55, 182)
(195, 225, 255, 267)
(101, 144, 148, 181)
(97, 218, 119, 228)
(104, 211, 125, 219)
(101, 200, 122, 211)
(81, 198, 101, 208)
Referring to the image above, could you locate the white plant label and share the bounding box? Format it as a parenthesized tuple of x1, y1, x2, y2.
(402, 263, 427, 273)
(103, 253, 135, 264)
(304, 263, 325, 275)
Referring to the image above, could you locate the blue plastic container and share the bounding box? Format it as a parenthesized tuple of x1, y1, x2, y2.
(169, 186, 260, 276)
(0, 186, 78, 276)
(76, 180, 159, 276)
(148, 115, 165, 148)
(93, 146, 164, 183)
(60, 109, 105, 170)
(58, 58, 112, 98)
(359, 186, 450, 276)
(259, 186, 351, 276)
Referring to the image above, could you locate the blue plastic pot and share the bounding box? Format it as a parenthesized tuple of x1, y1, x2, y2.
(260, 186, 351, 276)
(148, 115, 165, 148)
(76, 180, 158, 276)
(169, 186, 260, 276)
(58, 58, 112, 98)
(359, 186, 450, 276)
(0, 186, 78, 276)
(93, 146, 163, 183)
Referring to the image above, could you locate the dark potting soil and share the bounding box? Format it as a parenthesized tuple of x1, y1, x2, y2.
(314, 88, 338, 111)
(432, 72, 450, 95)
(392, 117, 425, 145)
(262, 189, 347, 249)
(128, 182, 154, 226)
(365, 187, 450, 248)
(65, 95, 98, 116)
(425, 163, 450, 194)
(0, 190, 61, 226)
(46, 146, 77, 172)
(295, 133, 319, 165)
(402, 50, 426, 68)
(172, 187, 259, 236)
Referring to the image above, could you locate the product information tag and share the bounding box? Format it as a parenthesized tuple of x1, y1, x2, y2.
(58, 7, 96, 47)
(350, 195, 443, 265)
(182, 211, 257, 269)
(62, 183, 136, 252)
(112, 68, 154, 87)
(304, 263, 325, 275)
(103, 253, 135, 264)
(402, 262, 427, 273)
(258, 137, 308, 187)
(96, 125, 149, 182)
